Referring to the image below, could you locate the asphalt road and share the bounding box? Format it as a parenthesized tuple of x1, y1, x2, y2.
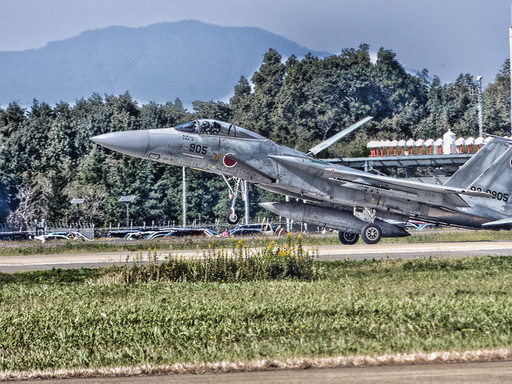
(1, 240, 512, 272)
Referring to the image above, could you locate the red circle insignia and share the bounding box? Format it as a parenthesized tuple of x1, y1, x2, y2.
(223, 154, 237, 167)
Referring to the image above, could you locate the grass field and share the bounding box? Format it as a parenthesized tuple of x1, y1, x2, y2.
(2, 244, 512, 377)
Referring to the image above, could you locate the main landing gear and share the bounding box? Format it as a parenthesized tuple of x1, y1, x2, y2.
(338, 223, 382, 245)
(338, 231, 359, 245)
(222, 175, 245, 224)
(360, 223, 382, 245)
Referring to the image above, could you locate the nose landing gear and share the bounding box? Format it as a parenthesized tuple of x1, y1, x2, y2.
(226, 208, 241, 225)
(222, 175, 246, 225)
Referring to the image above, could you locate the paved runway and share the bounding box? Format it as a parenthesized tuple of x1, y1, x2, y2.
(1, 240, 512, 272)
(317, 240, 512, 260)
(15, 361, 512, 383)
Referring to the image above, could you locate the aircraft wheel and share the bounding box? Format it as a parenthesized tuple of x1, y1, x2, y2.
(338, 231, 359, 245)
(361, 223, 382, 245)
(226, 209, 241, 224)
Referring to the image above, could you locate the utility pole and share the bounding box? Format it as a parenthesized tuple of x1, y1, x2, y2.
(182, 167, 187, 227)
(244, 180, 250, 225)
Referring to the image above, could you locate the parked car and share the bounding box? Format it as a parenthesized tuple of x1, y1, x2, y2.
(144, 229, 176, 240)
(234, 223, 286, 235)
(34, 232, 91, 242)
(34, 234, 70, 242)
(48, 231, 91, 241)
(106, 230, 139, 239)
(202, 229, 219, 237)
(0, 232, 30, 241)
(234, 223, 273, 235)
(228, 228, 265, 237)
(123, 231, 154, 241)
(164, 229, 208, 238)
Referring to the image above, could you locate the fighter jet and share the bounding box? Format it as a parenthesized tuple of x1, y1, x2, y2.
(90, 118, 512, 245)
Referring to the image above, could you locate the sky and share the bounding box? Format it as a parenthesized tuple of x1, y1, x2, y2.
(1, 0, 511, 85)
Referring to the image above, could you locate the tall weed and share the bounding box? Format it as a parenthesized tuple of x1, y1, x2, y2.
(121, 234, 319, 283)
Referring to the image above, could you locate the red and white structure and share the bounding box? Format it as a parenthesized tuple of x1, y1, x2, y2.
(368, 130, 495, 157)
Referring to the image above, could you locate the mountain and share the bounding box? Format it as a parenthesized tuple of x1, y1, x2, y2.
(0, 20, 329, 107)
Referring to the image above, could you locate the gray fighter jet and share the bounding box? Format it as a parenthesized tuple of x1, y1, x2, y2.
(90, 118, 512, 245)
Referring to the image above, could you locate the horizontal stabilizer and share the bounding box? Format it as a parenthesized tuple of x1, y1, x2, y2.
(308, 116, 373, 156)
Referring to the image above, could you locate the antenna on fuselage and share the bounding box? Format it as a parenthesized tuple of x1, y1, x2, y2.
(307, 116, 373, 157)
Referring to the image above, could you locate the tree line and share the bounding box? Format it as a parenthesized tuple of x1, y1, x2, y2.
(0, 44, 510, 227)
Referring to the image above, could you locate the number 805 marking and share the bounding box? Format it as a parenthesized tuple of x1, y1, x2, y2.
(189, 144, 207, 155)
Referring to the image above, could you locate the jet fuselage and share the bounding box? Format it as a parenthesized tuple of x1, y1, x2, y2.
(91, 119, 509, 234)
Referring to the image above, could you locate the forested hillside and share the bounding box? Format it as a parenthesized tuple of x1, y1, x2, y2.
(0, 21, 328, 106)
(0, 45, 510, 227)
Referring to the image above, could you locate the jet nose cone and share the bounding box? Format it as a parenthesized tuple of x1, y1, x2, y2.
(90, 130, 150, 157)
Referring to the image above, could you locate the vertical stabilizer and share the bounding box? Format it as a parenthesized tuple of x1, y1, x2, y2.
(444, 138, 512, 189)
(444, 137, 512, 217)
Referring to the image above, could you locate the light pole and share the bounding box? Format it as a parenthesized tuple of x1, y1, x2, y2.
(470, 76, 484, 138)
(119, 196, 136, 228)
(476, 76, 483, 138)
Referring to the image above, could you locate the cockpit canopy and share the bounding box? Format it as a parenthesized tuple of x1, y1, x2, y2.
(174, 119, 265, 140)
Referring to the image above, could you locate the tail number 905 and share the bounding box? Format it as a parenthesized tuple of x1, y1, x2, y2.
(471, 186, 509, 202)
(189, 144, 208, 155)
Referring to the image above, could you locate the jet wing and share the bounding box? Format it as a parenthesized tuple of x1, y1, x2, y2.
(225, 154, 276, 184)
(269, 155, 491, 208)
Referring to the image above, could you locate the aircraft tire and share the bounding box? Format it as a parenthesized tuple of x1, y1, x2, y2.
(361, 223, 382, 245)
(226, 210, 241, 224)
(338, 231, 359, 245)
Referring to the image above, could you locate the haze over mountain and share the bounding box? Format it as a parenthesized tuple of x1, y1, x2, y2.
(0, 20, 329, 107)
